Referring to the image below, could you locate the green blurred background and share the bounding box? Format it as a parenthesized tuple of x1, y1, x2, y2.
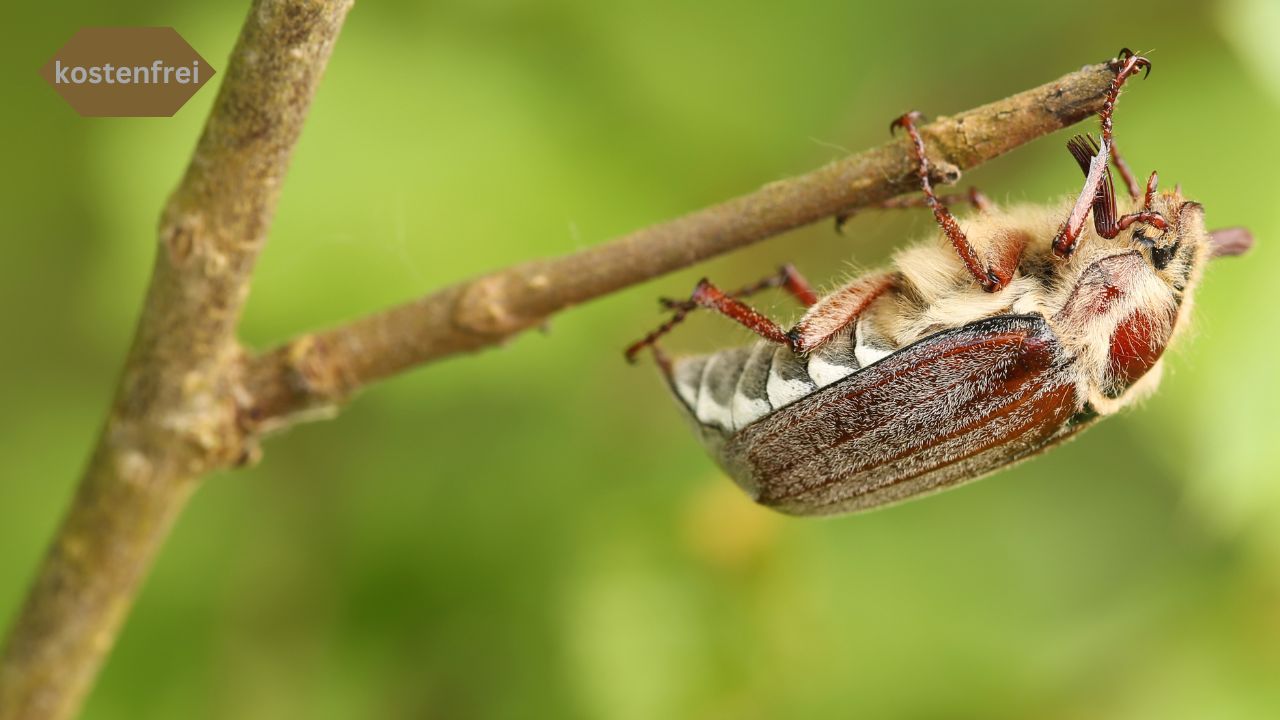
(3, 0, 1280, 717)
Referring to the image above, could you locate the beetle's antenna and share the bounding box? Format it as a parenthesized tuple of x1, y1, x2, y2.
(1067, 135, 1169, 239)
(1066, 134, 1118, 237)
(1052, 49, 1152, 257)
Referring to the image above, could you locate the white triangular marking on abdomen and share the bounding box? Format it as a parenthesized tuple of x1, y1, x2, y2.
(671, 355, 708, 412)
(854, 316, 894, 367)
(807, 326, 860, 388)
(731, 342, 775, 430)
(767, 346, 817, 408)
(695, 349, 747, 431)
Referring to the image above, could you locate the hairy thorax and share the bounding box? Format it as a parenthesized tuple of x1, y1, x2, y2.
(876, 192, 1206, 413)
(670, 191, 1210, 449)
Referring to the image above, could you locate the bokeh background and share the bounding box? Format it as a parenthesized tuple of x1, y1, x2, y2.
(3, 0, 1280, 718)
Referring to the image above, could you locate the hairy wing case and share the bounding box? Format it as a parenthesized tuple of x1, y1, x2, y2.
(719, 315, 1085, 515)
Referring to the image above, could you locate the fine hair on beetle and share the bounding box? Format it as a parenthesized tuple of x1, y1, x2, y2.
(626, 49, 1254, 517)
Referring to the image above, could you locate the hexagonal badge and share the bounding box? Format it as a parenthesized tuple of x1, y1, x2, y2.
(39, 27, 216, 117)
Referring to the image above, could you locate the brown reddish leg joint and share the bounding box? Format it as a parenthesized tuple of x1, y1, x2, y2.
(1115, 211, 1168, 235)
(1101, 49, 1151, 145)
(681, 273, 895, 356)
(892, 110, 1013, 293)
(657, 263, 816, 312)
(687, 280, 792, 347)
(1142, 171, 1159, 210)
(624, 265, 814, 363)
(1107, 171, 1169, 238)
(1052, 49, 1153, 259)
(624, 266, 894, 365)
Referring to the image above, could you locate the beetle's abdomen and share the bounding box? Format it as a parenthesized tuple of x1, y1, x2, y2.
(668, 319, 898, 434)
(722, 315, 1083, 515)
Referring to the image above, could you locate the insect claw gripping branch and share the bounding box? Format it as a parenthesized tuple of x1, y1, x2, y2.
(891, 111, 1010, 292)
(1052, 48, 1154, 257)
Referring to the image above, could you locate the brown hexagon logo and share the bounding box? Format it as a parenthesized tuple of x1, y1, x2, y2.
(39, 27, 216, 117)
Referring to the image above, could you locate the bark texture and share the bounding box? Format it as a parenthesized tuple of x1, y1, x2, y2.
(0, 2, 353, 718)
(242, 63, 1117, 425)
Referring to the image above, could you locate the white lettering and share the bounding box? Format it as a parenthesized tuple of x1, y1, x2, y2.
(50, 59, 207, 85)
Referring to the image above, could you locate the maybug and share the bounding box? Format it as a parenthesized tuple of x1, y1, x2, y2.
(626, 50, 1253, 516)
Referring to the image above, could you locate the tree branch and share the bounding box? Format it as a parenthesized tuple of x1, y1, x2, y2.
(1, 23, 1119, 717)
(0, 2, 352, 718)
(241, 62, 1117, 426)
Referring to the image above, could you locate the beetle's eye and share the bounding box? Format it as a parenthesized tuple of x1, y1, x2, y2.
(1150, 239, 1181, 270)
(1131, 227, 1179, 270)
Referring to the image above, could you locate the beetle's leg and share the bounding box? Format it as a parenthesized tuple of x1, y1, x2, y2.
(1112, 171, 1168, 234)
(625, 311, 685, 365)
(1141, 170, 1158, 210)
(786, 272, 897, 353)
(837, 189, 992, 231)
(880, 187, 992, 213)
(891, 111, 1009, 292)
(658, 263, 817, 312)
(685, 271, 897, 355)
(625, 265, 815, 363)
(683, 279, 793, 344)
(835, 188, 992, 233)
(1109, 142, 1142, 200)
(1052, 50, 1151, 257)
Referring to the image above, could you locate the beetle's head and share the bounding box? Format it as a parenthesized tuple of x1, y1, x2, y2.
(1056, 189, 1252, 406)
(1128, 189, 1252, 300)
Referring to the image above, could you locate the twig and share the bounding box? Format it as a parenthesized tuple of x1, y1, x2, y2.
(241, 62, 1117, 425)
(0, 2, 352, 719)
(0, 20, 1118, 717)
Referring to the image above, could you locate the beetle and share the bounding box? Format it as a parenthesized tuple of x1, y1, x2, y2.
(625, 50, 1253, 516)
